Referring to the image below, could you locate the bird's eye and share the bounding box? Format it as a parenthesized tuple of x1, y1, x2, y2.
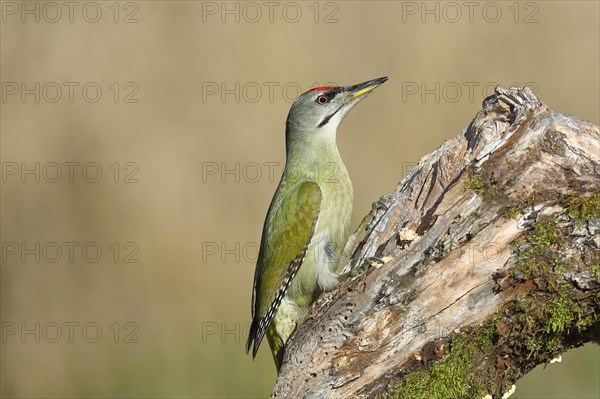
(315, 95, 329, 105)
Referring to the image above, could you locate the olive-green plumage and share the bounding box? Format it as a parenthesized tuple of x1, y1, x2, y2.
(246, 77, 388, 371)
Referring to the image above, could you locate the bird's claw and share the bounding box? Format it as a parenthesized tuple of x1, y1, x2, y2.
(364, 193, 394, 232)
(349, 256, 385, 277)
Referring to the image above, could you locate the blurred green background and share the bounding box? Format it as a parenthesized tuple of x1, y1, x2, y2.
(1, 1, 598, 398)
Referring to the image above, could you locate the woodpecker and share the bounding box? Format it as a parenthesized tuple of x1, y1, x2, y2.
(246, 77, 388, 371)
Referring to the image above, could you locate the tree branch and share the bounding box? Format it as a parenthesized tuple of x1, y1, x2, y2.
(272, 87, 600, 399)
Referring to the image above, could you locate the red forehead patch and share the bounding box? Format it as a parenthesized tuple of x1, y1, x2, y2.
(309, 86, 339, 92)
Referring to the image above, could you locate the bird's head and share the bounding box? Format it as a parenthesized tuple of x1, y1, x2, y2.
(286, 77, 388, 136)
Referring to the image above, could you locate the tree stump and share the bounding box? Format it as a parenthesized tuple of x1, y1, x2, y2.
(272, 87, 600, 399)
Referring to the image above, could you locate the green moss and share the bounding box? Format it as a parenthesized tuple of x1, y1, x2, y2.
(504, 206, 520, 220)
(465, 172, 496, 200)
(506, 214, 597, 357)
(524, 194, 536, 207)
(545, 295, 574, 335)
(590, 260, 600, 279)
(500, 291, 571, 359)
(512, 217, 562, 278)
(385, 200, 599, 399)
(529, 218, 561, 248)
(520, 291, 597, 358)
(562, 193, 600, 221)
(507, 212, 599, 357)
(386, 285, 598, 399)
(475, 313, 502, 351)
(554, 263, 570, 275)
(506, 206, 598, 357)
(465, 172, 484, 194)
(387, 335, 490, 399)
(503, 195, 535, 221)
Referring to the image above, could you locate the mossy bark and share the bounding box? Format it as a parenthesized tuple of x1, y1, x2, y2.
(272, 87, 600, 399)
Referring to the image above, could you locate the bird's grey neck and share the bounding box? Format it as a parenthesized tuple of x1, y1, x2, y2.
(285, 128, 341, 167)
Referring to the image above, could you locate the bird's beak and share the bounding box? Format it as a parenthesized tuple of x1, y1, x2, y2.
(345, 77, 388, 99)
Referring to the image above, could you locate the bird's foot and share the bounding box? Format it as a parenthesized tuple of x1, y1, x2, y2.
(339, 194, 394, 276)
(349, 256, 385, 277)
(356, 193, 394, 237)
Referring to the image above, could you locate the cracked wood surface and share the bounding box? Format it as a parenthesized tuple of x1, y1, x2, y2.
(272, 87, 600, 399)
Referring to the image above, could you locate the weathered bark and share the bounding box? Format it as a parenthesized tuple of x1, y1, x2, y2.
(272, 87, 600, 399)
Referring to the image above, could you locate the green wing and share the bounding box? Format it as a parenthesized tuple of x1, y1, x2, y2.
(246, 181, 321, 357)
